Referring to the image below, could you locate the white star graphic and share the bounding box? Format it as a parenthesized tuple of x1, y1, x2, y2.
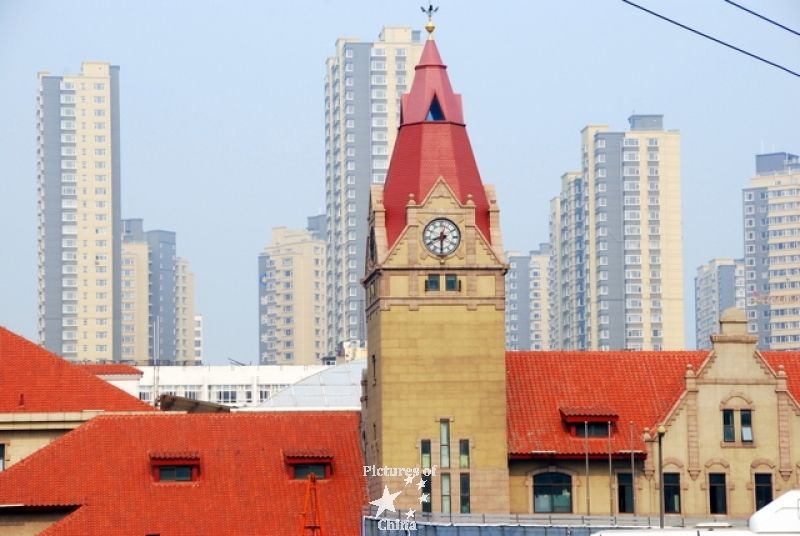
(416, 478, 426, 490)
(406, 509, 416, 519)
(418, 493, 429, 504)
(370, 485, 402, 517)
(404, 474, 414, 486)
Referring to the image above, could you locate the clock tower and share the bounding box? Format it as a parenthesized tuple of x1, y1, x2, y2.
(363, 19, 510, 514)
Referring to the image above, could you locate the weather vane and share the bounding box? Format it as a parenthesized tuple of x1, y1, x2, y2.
(420, 4, 439, 20)
(420, 4, 439, 38)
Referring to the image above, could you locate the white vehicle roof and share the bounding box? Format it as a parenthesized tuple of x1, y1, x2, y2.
(595, 491, 800, 535)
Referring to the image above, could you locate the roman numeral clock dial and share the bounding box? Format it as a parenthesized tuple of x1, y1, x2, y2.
(423, 218, 461, 256)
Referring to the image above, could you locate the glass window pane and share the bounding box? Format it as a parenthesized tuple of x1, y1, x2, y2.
(459, 440, 470, 468)
(460, 473, 471, 513)
(723, 409, 735, 442)
(421, 440, 431, 469)
(741, 410, 753, 442)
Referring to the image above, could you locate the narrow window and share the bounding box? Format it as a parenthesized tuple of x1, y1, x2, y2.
(0, 444, 4, 471)
(426, 274, 440, 291)
(664, 472, 681, 513)
(460, 473, 471, 513)
(709, 473, 727, 514)
(440, 420, 450, 468)
(421, 440, 431, 469)
(722, 409, 735, 442)
(441, 473, 451, 513)
(459, 439, 470, 468)
(445, 274, 459, 291)
(754, 473, 772, 510)
(741, 410, 753, 442)
(617, 472, 634, 513)
(422, 475, 432, 513)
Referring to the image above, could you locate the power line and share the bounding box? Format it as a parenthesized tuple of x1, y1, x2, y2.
(723, 0, 800, 38)
(621, 0, 800, 79)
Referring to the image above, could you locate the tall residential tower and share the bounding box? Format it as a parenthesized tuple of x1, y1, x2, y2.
(744, 152, 800, 350)
(505, 246, 550, 350)
(549, 116, 684, 350)
(324, 27, 424, 356)
(258, 225, 326, 365)
(37, 62, 121, 362)
(694, 258, 745, 349)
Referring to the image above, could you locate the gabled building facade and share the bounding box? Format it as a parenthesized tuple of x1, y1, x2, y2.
(508, 309, 800, 519)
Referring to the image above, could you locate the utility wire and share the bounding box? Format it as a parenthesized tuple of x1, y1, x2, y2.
(621, 0, 800, 79)
(723, 0, 800, 38)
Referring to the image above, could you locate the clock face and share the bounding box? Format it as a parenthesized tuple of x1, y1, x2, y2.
(423, 218, 461, 256)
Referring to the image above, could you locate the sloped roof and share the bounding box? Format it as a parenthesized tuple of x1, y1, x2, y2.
(762, 351, 800, 397)
(0, 412, 366, 535)
(77, 363, 143, 376)
(507, 351, 709, 456)
(382, 38, 491, 248)
(0, 326, 155, 413)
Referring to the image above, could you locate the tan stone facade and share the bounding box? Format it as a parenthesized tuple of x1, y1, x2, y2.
(364, 179, 510, 514)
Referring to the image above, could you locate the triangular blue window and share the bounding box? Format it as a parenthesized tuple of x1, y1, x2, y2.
(426, 95, 445, 121)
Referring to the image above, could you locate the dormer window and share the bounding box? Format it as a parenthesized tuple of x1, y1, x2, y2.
(149, 451, 201, 483)
(158, 466, 194, 481)
(293, 464, 329, 480)
(284, 451, 333, 480)
(559, 406, 618, 438)
(575, 422, 611, 437)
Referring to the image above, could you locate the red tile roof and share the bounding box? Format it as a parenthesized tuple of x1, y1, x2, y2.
(507, 351, 709, 457)
(0, 412, 367, 535)
(383, 38, 491, 248)
(77, 363, 143, 376)
(762, 351, 800, 399)
(0, 326, 155, 413)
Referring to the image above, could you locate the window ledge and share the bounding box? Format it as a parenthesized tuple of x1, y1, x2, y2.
(720, 441, 756, 449)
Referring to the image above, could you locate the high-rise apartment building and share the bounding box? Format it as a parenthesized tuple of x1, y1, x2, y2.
(121, 219, 194, 365)
(505, 246, 550, 350)
(744, 152, 800, 350)
(37, 62, 121, 362)
(324, 27, 424, 356)
(193, 315, 204, 364)
(175, 259, 197, 365)
(258, 224, 326, 365)
(548, 115, 684, 350)
(695, 258, 745, 349)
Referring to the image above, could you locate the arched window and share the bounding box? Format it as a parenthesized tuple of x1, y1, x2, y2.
(533, 472, 572, 513)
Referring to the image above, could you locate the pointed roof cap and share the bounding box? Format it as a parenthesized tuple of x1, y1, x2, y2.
(382, 37, 491, 247)
(399, 39, 464, 125)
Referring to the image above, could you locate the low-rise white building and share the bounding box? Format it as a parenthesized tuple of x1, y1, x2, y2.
(101, 364, 330, 408)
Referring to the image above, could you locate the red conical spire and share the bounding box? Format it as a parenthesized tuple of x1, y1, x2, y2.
(382, 37, 491, 248)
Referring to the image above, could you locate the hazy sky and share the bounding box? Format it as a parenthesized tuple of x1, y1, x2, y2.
(1, 1, 799, 364)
